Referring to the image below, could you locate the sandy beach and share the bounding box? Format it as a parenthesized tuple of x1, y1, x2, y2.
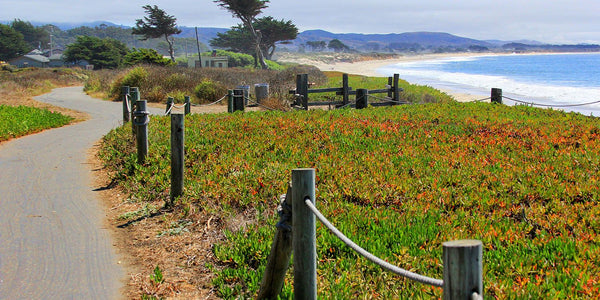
(276, 52, 490, 102)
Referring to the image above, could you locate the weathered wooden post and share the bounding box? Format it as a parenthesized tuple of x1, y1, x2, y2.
(184, 96, 191, 115)
(296, 74, 309, 110)
(130, 87, 140, 135)
(387, 76, 393, 99)
(342, 73, 350, 106)
(356, 88, 369, 109)
(292, 168, 316, 300)
(491, 88, 503, 104)
(166, 97, 174, 114)
(227, 90, 234, 113)
(170, 113, 185, 205)
(393, 74, 400, 104)
(257, 185, 293, 299)
(443, 240, 483, 300)
(121, 86, 130, 123)
(233, 89, 245, 112)
(133, 100, 149, 164)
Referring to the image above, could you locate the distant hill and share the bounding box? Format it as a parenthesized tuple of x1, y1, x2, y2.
(5, 20, 597, 55)
(296, 30, 494, 48)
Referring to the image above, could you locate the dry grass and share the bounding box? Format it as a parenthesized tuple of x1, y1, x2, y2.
(0, 68, 89, 121)
(85, 64, 328, 105)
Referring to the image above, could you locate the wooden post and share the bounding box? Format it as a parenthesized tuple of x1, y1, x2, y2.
(130, 87, 140, 135)
(296, 74, 309, 110)
(387, 76, 393, 99)
(166, 97, 174, 114)
(170, 113, 185, 205)
(393, 74, 400, 104)
(443, 240, 483, 300)
(134, 100, 149, 164)
(233, 89, 245, 112)
(227, 90, 234, 113)
(184, 96, 191, 115)
(257, 185, 293, 299)
(491, 88, 503, 104)
(342, 73, 349, 106)
(292, 168, 316, 300)
(356, 88, 369, 109)
(121, 86, 130, 123)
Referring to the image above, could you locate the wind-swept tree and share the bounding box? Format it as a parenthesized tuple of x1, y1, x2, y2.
(132, 5, 181, 62)
(214, 0, 270, 69)
(210, 16, 297, 60)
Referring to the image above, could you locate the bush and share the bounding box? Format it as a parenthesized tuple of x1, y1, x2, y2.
(194, 79, 227, 103)
(121, 66, 149, 88)
(124, 48, 174, 67)
(108, 66, 148, 99)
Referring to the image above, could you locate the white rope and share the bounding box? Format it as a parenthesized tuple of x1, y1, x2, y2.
(125, 94, 131, 112)
(164, 102, 174, 116)
(192, 94, 228, 107)
(304, 198, 444, 287)
(503, 96, 600, 107)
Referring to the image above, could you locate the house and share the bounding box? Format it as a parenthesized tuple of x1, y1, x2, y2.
(9, 49, 89, 68)
(9, 54, 50, 68)
(188, 55, 229, 68)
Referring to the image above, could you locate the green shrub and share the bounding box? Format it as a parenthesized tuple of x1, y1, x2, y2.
(124, 48, 174, 67)
(194, 79, 227, 103)
(121, 66, 148, 88)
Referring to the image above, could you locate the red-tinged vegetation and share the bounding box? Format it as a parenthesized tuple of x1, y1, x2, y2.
(100, 101, 600, 299)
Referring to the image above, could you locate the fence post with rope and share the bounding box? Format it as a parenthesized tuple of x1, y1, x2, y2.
(356, 88, 369, 109)
(258, 168, 484, 298)
(296, 74, 309, 110)
(342, 73, 350, 106)
(170, 113, 184, 206)
(166, 97, 174, 115)
(130, 87, 140, 135)
(233, 89, 245, 112)
(121, 86, 130, 123)
(491, 88, 503, 104)
(133, 100, 149, 164)
(292, 168, 317, 300)
(184, 96, 191, 115)
(227, 90, 234, 113)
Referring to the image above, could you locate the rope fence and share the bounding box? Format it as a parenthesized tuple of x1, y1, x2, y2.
(502, 95, 600, 108)
(191, 94, 228, 107)
(257, 168, 484, 300)
(304, 197, 444, 287)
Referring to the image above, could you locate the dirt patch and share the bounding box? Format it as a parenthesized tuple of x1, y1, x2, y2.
(88, 141, 227, 299)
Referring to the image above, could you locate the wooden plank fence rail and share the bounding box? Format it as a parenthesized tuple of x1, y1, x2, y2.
(259, 168, 484, 299)
(289, 73, 403, 110)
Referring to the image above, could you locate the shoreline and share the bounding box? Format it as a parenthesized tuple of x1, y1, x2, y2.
(276, 52, 492, 102)
(276, 51, 597, 103)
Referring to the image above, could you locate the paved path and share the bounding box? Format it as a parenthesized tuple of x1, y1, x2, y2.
(0, 87, 162, 299)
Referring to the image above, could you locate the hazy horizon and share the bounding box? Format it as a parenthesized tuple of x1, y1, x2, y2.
(1, 0, 599, 44)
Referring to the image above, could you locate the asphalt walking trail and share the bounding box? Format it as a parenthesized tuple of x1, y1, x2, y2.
(0, 87, 162, 299)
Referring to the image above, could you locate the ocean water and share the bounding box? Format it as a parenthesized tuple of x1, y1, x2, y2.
(377, 53, 600, 115)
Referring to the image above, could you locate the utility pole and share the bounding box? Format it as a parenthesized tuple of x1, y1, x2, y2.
(195, 27, 202, 68)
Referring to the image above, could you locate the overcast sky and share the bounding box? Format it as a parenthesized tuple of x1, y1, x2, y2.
(2, 0, 599, 44)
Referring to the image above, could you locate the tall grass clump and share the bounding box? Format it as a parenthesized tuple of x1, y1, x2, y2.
(100, 102, 600, 298)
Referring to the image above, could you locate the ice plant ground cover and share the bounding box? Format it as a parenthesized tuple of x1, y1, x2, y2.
(0, 105, 73, 141)
(100, 101, 600, 298)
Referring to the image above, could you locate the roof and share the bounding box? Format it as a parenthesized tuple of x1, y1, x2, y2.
(22, 55, 50, 63)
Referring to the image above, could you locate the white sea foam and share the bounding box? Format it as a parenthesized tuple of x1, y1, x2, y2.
(377, 55, 600, 116)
